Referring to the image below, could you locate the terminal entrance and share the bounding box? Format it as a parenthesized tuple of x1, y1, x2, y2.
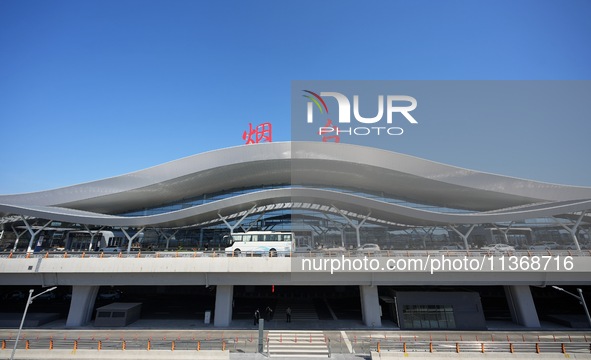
(0, 284, 589, 329)
(91, 285, 216, 322)
(231, 285, 362, 323)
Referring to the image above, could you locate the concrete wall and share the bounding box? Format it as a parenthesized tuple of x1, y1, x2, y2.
(1, 256, 590, 287)
(94, 302, 142, 327)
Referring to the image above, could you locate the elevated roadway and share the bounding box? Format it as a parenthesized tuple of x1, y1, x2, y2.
(1, 251, 590, 330)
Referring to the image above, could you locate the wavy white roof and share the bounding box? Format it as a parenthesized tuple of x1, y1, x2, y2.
(1, 142, 590, 228)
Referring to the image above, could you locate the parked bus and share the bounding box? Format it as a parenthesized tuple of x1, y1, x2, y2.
(223, 231, 295, 256)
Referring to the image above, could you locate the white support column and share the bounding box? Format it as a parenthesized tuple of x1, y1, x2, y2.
(11, 225, 28, 251)
(218, 205, 257, 234)
(121, 227, 145, 253)
(320, 213, 343, 247)
(156, 229, 179, 250)
(412, 227, 434, 250)
(334, 206, 371, 248)
(22, 217, 52, 253)
(245, 212, 265, 232)
(360, 285, 381, 327)
(504, 285, 541, 328)
(555, 212, 585, 251)
(214, 285, 234, 327)
(84, 225, 104, 251)
(492, 222, 514, 244)
(66, 285, 99, 327)
(309, 224, 330, 248)
(449, 225, 475, 250)
(401, 229, 412, 248)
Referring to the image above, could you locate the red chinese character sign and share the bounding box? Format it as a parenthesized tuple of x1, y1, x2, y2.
(242, 122, 272, 144)
(321, 119, 340, 143)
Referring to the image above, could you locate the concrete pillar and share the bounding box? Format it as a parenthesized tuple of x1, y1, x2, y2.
(504, 285, 540, 328)
(214, 285, 234, 327)
(66, 285, 99, 327)
(360, 285, 381, 327)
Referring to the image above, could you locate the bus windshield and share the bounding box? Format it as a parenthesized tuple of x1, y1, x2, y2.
(223, 235, 234, 246)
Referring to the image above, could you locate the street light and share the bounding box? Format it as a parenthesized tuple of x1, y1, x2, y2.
(552, 286, 591, 328)
(10, 286, 57, 360)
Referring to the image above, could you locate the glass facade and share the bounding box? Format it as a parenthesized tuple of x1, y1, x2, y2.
(402, 304, 456, 329)
(118, 184, 476, 218)
(1, 181, 589, 253)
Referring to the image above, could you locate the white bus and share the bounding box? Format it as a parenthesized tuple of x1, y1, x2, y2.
(224, 231, 295, 256)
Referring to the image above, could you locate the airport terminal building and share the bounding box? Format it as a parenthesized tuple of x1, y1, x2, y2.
(1, 141, 590, 330)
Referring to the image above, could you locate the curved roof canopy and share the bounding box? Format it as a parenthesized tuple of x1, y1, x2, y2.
(1, 142, 591, 228)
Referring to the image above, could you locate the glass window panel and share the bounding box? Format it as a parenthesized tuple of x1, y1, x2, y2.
(400, 304, 457, 329)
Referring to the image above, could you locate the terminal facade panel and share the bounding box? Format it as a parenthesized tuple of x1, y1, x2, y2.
(1, 142, 590, 329)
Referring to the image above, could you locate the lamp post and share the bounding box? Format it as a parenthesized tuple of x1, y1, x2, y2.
(552, 286, 591, 328)
(10, 286, 57, 360)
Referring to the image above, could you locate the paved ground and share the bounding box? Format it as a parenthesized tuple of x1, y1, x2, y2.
(0, 318, 589, 359)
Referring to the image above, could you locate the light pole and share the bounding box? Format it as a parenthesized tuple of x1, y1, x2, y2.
(10, 286, 57, 360)
(552, 286, 591, 328)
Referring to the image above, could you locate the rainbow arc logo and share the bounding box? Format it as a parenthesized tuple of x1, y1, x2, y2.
(302, 90, 329, 114)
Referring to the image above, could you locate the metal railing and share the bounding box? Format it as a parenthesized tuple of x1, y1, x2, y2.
(2, 336, 590, 355)
(373, 340, 591, 354)
(1, 338, 227, 352)
(2, 248, 591, 259)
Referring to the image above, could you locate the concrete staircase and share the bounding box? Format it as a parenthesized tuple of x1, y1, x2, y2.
(266, 330, 329, 358)
(273, 301, 319, 322)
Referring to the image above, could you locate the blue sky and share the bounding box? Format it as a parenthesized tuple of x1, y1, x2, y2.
(1, 0, 590, 194)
